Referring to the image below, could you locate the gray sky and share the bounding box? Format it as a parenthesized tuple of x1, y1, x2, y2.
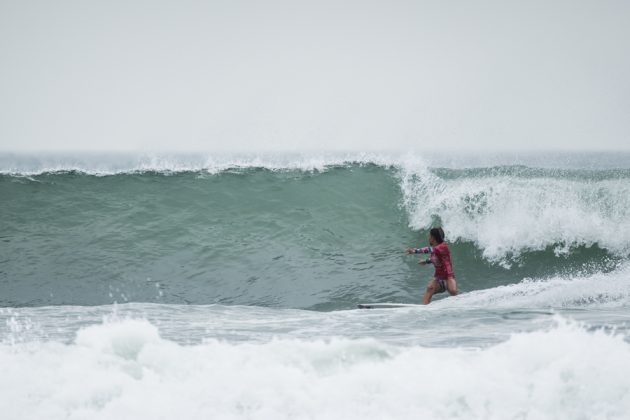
(1, 0, 629, 152)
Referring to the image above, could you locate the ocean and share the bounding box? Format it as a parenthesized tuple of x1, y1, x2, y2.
(1, 151, 629, 419)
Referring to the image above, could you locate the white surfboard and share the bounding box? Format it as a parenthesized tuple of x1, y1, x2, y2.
(357, 303, 423, 309)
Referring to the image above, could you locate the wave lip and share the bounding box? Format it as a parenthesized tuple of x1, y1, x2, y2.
(0, 151, 413, 176)
(4, 150, 630, 175)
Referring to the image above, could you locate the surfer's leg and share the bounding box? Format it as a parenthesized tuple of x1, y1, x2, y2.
(423, 278, 438, 304)
(446, 277, 458, 296)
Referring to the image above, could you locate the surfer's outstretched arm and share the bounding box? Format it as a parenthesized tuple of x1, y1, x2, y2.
(406, 247, 432, 254)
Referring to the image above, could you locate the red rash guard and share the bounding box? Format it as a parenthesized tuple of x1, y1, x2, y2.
(415, 242, 455, 279)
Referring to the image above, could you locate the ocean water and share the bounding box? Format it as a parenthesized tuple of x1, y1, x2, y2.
(1, 151, 630, 419)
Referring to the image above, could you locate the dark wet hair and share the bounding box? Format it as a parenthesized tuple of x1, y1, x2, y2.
(430, 227, 445, 244)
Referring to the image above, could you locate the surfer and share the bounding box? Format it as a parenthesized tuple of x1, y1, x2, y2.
(406, 227, 457, 304)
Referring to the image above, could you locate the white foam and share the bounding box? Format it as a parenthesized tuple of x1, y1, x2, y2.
(0, 317, 629, 420)
(75, 319, 161, 360)
(398, 164, 630, 263)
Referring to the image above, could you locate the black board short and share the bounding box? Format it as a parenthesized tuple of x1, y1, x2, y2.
(435, 278, 447, 293)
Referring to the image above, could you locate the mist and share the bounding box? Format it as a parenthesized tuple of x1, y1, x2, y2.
(1, 0, 628, 152)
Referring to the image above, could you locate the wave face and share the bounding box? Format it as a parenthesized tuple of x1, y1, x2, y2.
(1, 152, 629, 309)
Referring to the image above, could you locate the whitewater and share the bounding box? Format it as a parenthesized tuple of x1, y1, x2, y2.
(1, 151, 630, 419)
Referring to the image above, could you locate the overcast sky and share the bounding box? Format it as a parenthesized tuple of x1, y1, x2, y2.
(1, 0, 628, 152)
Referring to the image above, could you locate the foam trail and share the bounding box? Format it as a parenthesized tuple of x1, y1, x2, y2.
(443, 262, 630, 309)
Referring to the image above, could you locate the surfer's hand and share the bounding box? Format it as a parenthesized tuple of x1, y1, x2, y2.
(406, 248, 415, 254)
(418, 260, 427, 265)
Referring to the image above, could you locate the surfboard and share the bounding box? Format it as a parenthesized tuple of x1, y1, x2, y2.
(357, 303, 423, 309)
